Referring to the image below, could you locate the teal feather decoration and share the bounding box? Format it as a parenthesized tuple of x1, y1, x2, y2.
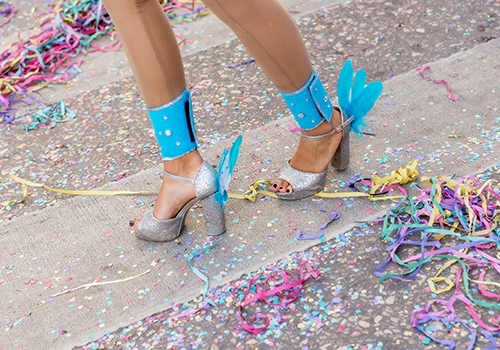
(337, 60, 383, 135)
(337, 60, 353, 113)
(351, 69, 366, 102)
(215, 135, 242, 207)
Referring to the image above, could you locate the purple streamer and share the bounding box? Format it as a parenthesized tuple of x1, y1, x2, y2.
(296, 210, 339, 240)
(226, 59, 256, 68)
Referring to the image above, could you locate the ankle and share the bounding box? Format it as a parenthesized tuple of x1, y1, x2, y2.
(163, 150, 204, 178)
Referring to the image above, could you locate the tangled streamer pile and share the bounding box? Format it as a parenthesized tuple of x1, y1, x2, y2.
(0, 0, 210, 123)
(0, 0, 114, 117)
(377, 174, 500, 349)
(159, 0, 211, 24)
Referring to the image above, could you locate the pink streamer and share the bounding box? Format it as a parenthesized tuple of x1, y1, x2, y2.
(233, 260, 320, 334)
(0, 2, 15, 27)
(418, 66, 460, 101)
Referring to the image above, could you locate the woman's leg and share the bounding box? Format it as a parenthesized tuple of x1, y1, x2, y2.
(200, 0, 343, 194)
(102, 0, 203, 221)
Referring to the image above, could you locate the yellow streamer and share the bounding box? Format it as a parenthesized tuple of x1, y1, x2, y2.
(428, 276, 455, 294)
(51, 269, 151, 297)
(230, 160, 419, 202)
(0, 184, 28, 208)
(3, 160, 420, 207)
(1, 175, 155, 208)
(371, 159, 419, 192)
(468, 278, 500, 289)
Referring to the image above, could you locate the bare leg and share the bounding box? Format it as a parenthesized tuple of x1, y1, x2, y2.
(102, 0, 203, 221)
(200, 0, 344, 194)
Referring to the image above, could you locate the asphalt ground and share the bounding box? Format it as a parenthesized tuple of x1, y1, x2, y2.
(1, 0, 500, 349)
(2, 0, 499, 223)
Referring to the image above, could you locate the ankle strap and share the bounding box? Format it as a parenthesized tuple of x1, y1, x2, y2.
(280, 70, 333, 131)
(300, 107, 353, 141)
(164, 171, 194, 184)
(147, 89, 198, 161)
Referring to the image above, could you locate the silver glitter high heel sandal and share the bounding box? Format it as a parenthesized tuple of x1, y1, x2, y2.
(275, 61, 383, 200)
(277, 107, 353, 200)
(134, 89, 230, 241)
(136, 161, 225, 242)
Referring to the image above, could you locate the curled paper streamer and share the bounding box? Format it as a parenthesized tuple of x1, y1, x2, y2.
(377, 173, 500, 348)
(418, 65, 459, 101)
(0, 0, 211, 120)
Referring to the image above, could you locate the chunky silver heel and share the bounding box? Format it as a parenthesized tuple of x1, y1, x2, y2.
(201, 194, 226, 236)
(136, 161, 225, 242)
(330, 111, 351, 171)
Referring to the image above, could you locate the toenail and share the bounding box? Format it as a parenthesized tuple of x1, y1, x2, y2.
(286, 189, 290, 193)
(129, 220, 135, 227)
(279, 187, 283, 190)
(273, 183, 278, 188)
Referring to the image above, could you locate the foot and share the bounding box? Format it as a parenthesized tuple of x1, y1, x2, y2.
(271, 107, 343, 194)
(133, 151, 204, 230)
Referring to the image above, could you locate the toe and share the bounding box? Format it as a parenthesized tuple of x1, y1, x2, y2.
(278, 181, 291, 193)
(271, 179, 294, 195)
(271, 179, 284, 192)
(131, 215, 143, 231)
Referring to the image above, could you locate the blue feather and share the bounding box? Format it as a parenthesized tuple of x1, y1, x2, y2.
(351, 69, 366, 102)
(337, 61, 383, 135)
(215, 135, 242, 206)
(337, 60, 353, 113)
(227, 135, 241, 174)
(351, 82, 383, 117)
